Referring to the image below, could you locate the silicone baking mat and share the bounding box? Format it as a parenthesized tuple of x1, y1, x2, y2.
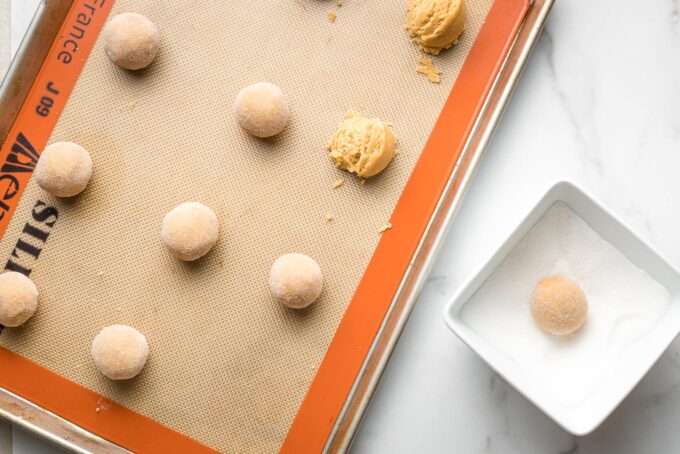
(0, 0, 529, 452)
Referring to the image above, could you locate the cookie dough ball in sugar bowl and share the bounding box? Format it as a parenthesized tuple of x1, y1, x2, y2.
(531, 275, 588, 336)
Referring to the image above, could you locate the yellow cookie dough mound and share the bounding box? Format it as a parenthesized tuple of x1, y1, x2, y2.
(406, 0, 466, 55)
(103, 13, 160, 70)
(91, 325, 149, 380)
(161, 202, 219, 261)
(269, 253, 323, 309)
(328, 111, 396, 178)
(34, 141, 93, 197)
(0, 272, 38, 327)
(531, 275, 588, 336)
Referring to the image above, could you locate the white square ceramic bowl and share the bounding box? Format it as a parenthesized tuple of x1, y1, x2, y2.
(443, 181, 680, 435)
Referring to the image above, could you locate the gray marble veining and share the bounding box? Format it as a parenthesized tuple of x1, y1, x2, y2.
(352, 0, 680, 452)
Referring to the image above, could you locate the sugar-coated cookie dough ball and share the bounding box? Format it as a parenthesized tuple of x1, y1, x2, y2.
(91, 325, 149, 380)
(161, 202, 219, 261)
(34, 141, 93, 197)
(0, 272, 38, 327)
(234, 82, 290, 138)
(269, 253, 323, 309)
(531, 275, 588, 336)
(328, 111, 396, 178)
(406, 0, 466, 55)
(103, 13, 160, 70)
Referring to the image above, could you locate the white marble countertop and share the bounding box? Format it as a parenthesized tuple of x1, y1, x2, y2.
(2, 0, 680, 452)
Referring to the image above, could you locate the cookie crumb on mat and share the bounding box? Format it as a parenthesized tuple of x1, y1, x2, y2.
(379, 223, 393, 233)
(325, 213, 334, 222)
(128, 99, 137, 110)
(416, 56, 442, 84)
(95, 398, 111, 414)
(328, 11, 337, 23)
(336, 0, 344, 6)
(333, 178, 345, 189)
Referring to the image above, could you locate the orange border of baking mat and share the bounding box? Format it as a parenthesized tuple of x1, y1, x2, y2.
(0, 0, 529, 452)
(281, 0, 529, 452)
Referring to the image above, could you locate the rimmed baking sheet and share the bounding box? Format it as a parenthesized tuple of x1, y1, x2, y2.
(0, 0, 531, 452)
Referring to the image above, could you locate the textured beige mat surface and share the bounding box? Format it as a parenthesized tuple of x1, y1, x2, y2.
(0, 0, 491, 451)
